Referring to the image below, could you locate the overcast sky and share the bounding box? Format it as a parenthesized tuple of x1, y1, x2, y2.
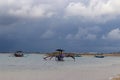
(0, 0, 120, 52)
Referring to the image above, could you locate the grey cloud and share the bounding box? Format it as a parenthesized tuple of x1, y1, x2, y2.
(102, 28, 120, 40)
(66, 26, 101, 40)
(65, 0, 120, 22)
(41, 30, 56, 39)
(0, 0, 56, 19)
(0, 15, 19, 26)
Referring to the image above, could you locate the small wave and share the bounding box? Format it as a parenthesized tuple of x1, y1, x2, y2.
(8, 65, 16, 66)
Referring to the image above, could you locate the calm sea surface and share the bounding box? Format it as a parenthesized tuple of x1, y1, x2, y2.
(0, 54, 120, 70)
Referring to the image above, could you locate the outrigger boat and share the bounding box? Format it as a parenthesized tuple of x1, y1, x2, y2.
(43, 49, 75, 61)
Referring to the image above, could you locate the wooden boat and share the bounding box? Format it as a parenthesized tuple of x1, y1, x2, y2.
(14, 51, 24, 57)
(95, 55, 104, 58)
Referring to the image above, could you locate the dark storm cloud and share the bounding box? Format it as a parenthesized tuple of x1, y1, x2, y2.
(0, 15, 19, 26)
(0, 0, 120, 52)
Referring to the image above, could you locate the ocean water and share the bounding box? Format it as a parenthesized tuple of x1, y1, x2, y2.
(0, 53, 120, 71)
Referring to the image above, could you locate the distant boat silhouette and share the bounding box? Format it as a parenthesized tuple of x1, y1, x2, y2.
(14, 51, 24, 57)
(95, 53, 104, 58)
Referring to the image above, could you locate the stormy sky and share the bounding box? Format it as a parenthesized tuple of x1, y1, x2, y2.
(0, 0, 120, 52)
